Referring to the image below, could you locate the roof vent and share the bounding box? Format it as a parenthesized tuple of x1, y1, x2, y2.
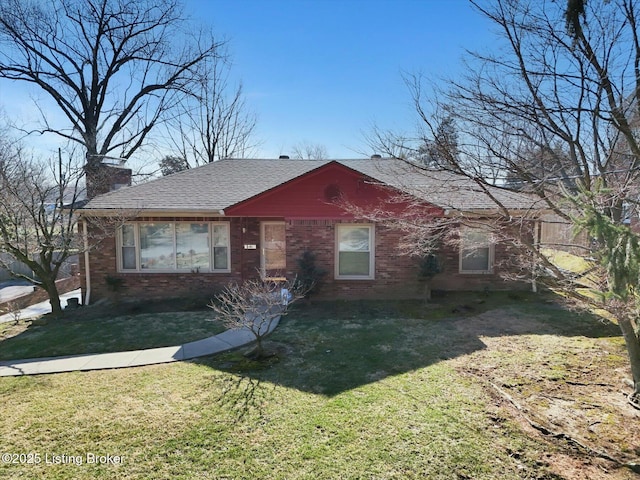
(324, 184, 342, 202)
(279, 155, 290, 159)
(371, 154, 382, 159)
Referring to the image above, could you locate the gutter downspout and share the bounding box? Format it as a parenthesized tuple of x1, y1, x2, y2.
(83, 219, 91, 305)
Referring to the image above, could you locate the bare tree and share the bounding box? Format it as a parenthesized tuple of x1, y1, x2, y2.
(0, 121, 134, 317)
(0, 139, 84, 316)
(209, 279, 307, 359)
(290, 141, 329, 160)
(369, 0, 640, 403)
(0, 0, 222, 167)
(165, 50, 258, 168)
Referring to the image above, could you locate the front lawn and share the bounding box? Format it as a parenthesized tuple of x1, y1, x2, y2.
(0, 292, 636, 479)
(0, 309, 225, 361)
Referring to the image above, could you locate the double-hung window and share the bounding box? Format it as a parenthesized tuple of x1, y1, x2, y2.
(119, 222, 230, 272)
(459, 228, 493, 274)
(120, 224, 137, 270)
(335, 224, 375, 279)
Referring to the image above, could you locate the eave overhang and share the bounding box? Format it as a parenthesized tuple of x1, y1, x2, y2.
(78, 208, 226, 218)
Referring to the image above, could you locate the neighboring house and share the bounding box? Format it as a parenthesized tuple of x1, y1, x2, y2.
(0, 252, 33, 282)
(78, 157, 540, 303)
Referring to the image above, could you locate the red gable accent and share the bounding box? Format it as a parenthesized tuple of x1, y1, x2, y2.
(225, 161, 443, 219)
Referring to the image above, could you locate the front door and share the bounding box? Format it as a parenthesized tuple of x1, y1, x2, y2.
(261, 222, 286, 279)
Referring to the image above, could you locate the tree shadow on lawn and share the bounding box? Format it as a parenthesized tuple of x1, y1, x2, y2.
(0, 297, 221, 361)
(195, 291, 622, 398)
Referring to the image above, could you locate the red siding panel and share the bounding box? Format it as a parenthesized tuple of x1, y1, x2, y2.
(225, 162, 442, 218)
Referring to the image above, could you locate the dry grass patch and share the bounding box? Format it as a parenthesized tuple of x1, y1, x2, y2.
(452, 307, 639, 479)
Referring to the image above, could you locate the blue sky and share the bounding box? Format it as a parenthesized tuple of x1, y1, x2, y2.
(190, 0, 497, 158)
(0, 0, 498, 162)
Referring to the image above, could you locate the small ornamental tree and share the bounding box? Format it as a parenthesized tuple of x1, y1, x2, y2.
(209, 278, 307, 359)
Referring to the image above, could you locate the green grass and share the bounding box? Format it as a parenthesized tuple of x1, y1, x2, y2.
(0, 293, 630, 479)
(542, 247, 600, 289)
(0, 310, 226, 360)
(0, 361, 540, 479)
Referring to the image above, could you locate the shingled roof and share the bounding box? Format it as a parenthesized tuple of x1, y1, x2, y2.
(81, 158, 538, 214)
(338, 159, 538, 212)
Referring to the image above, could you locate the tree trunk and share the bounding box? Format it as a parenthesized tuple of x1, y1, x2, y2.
(243, 335, 266, 360)
(40, 278, 63, 317)
(618, 315, 640, 402)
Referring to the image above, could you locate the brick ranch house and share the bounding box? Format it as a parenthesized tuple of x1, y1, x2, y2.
(77, 157, 540, 303)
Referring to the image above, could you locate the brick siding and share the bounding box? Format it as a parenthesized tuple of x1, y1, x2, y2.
(82, 218, 244, 303)
(81, 216, 529, 304)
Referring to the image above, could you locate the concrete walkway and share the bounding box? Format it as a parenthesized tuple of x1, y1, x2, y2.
(0, 282, 34, 303)
(0, 296, 280, 377)
(0, 289, 82, 324)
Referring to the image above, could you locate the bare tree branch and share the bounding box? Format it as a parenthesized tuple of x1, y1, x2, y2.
(209, 278, 307, 359)
(163, 43, 258, 169)
(0, 127, 135, 315)
(367, 0, 640, 401)
(290, 142, 329, 160)
(0, 0, 223, 165)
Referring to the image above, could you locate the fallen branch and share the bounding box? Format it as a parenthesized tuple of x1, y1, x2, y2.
(565, 380, 610, 387)
(625, 392, 640, 411)
(462, 369, 631, 469)
(494, 380, 640, 473)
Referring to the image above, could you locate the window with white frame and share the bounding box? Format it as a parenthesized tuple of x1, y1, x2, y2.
(459, 228, 493, 273)
(120, 224, 137, 270)
(118, 222, 230, 272)
(336, 224, 374, 279)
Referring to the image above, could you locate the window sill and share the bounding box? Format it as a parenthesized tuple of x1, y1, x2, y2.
(334, 276, 376, 281)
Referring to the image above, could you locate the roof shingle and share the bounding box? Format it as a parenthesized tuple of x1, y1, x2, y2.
(81, 158, 538, 213)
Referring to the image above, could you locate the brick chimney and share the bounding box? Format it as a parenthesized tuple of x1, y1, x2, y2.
(85, 158, 132, 199)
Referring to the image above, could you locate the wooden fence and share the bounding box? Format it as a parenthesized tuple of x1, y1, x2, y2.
(539, 218, 590, 254)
